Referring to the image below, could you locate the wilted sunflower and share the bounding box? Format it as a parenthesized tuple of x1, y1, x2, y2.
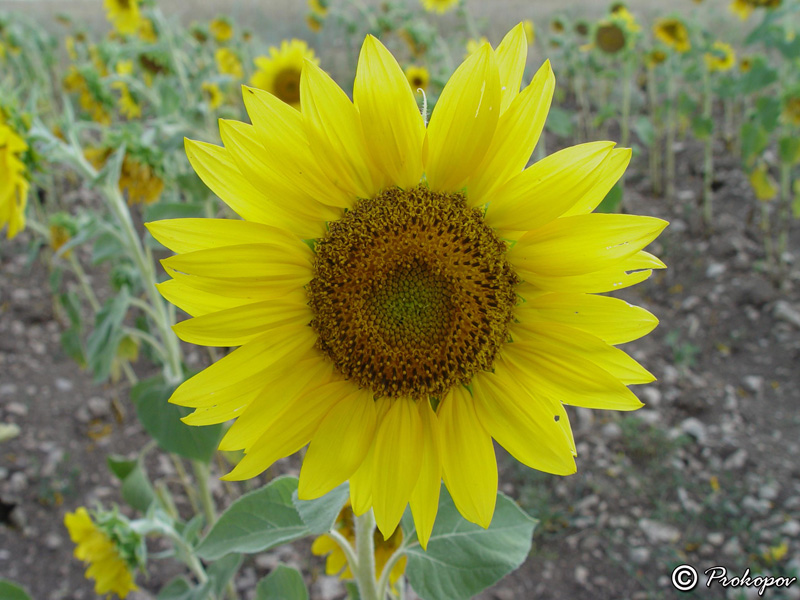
(148, 24, 666, 548)
(215, 47, 243, 79)
(404, 65, 429, 91)
(0, 115, 28, 239)
(64, 507, 140, 599)
(250, 39, 318, 109)
(653, 17, 691, 53)
(749, 164, 777, 201)
(705, 41, 735, 72)
(103, 0, 141, 36)
(312, 502, 407, 589)
(420, 0, 460, 14)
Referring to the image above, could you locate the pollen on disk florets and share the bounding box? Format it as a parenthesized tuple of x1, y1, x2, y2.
(308, 185, 519, 399)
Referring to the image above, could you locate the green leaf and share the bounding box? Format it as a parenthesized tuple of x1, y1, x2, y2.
(738, 58, 778, 95)
(197, 476, 309, 560)
(756, 96, 781, 133)
(131, 375, 222, 463)
(0, 580, 32, 600)
(595, 182, 623, 214)
(292, 482, 349, 534)
(779, 136, 800, 165)
(402, 487, 537, 600)
(107, 455, 156, 513)
(690, 116, 713, 140)
(86, 288, 129, 382)
(60, 327, 86, 368)
(208, 553, 244, 596)
(740, 121, 770, 166)
(92, 231, 125, 266)
(344, 581, 361, 600)
(157, 577, 213, 600)
(633, 116, 655, 147)
(544, 106, 574, 138)
(255, 564, 309, 600)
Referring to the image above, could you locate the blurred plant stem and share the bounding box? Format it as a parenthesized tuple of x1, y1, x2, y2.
(702, 66, 714, 226)
(647, 66, 662, 196)
(665, 57, 677, 205)
(354, 510, 379, 600)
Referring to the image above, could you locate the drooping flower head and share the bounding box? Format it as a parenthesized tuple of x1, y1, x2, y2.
(103, 0, 141, 36)
(0, 114, 28, 239)
(147, 24, 666, 549)
(705, 41, 735, 72)
(64, 507, 142, 599)
(250, 39, 318, 109)
(653, 18, 691, 53)
(312, 502, 407, 588)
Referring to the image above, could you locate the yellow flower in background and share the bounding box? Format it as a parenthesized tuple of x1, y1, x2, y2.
(595, 22, 627, 54)
(0, 117, 29, 239)
(705, 41, 735, 72)
(421, 0, 460, 14)
(522, 19, 535, 45)
(614, 7, 641, 33)
(653, 18, 691, 53)
(404, 65, 429, 91)
(739, 57, 752, 72)
(137, 17, 158, 43)
(215, 47, 243, 79)
(749, 164, 778, 201)
(312, 503, 407, 588)
(148, 24, 665, 549)
(113, 82, 141, 119)
(121, 156, 164, 205)
(103, 0, 141, 36)
(465, 36, 489, 58)
(783, 96, 800, 126)
(210, 17, 233, 42)
(645, 49, 667, 68)
(306, 13, 324, 33)
(730, 0, 781, 19)
(64, 508, 138, 599)
(63, 67, 112, 125)
(65, 36, 78, 60)
(202, 81, 224, 109)
(250, 39, 318, 109)
(308, 0, 329, 17)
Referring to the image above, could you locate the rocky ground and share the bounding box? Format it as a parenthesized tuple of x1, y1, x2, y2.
(1, 132, 800, 600)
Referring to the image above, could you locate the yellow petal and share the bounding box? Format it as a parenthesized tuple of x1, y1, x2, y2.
(511, 322, 656, 385)
(515, 292, 658, 345)
(298, 387, 377, 499)
(371, 398, 423, 538)
(466, 60, 555, 206)
(438, 386, 497, 528)
(425, 44, 501, 192)
(495, 23, 528, 113)
(156, 279, 250, 317)
(472, 364, 576, 475)
(146, 218, 297, 255)
(184, 138, 323, 238)
(311, 533, 338, 556)
(485, 142, 615, 232)
(561, 148, 632, 216)
(172, 291, 312, 347)
(519, 250, 666, 294)
(222, 380, 355, 480)
(170, 324, 316, 409)
(349, 397, 392, 516)
(301, 59, 386, 199)
(241, 85, 353, 209)
(409, 399, 442, 550)
(354, 35, 425, 189)
(502, 340, 644, 410)
(219, 118, 341, 223)
(509, 214, 669, 278)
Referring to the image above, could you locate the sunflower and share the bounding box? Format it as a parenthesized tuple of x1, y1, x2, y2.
(783, 96, 800, 126)
(147, 24, 666, 548)
(120, 156, 164, 205)
(465, 36, 490, 58)
(0, 116, 28, 239)
(202, 81, 224, 109)
(312, 502, 407, 589)
(210, 17, 233, 43)
(749, 164, 777, 201)
(653, 17, 691, 53)
(645, 49, 667, 68)
(250, 39, 318, 109)
(306, 13, 324, 33)
(404, 65, 429, 92)
(215, 47, 243, 79)
(137, 17, 158, 43)
(730, 0, 781, 19)
(64, 507, 139, 599)
(595, 22, 627, 54)
(420, 0, 460, 14)
(739, 57, 752, 72)
(103, 0, 141, 36)
(705, 41, 735, 72)
(309, 0, 329, 17)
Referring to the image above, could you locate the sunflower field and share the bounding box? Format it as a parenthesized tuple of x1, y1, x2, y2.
(1, 0, 799, 598)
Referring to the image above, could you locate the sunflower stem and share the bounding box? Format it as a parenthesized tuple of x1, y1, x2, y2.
(702, 66, 714, 227)
(375, 537, 410, 600)
(192, 460, 218, 528)
(665, 56, 677, 205)
(354, 510, 380, 600)
(646, 65, 662, 196)
(777, 161, 792, 277)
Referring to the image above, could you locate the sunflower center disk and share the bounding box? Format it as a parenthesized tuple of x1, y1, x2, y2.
(273, 68, 301, 105)
(308, 185, 519, 399)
